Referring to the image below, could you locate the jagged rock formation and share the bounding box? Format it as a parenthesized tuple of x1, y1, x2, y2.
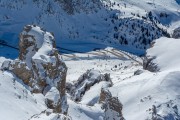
(68, 69, 113, 102)
(150, 101, 180, 120)
(99, 88, 125, 120)
(172, 27, 180, 39)
(1, 25, 68, 114)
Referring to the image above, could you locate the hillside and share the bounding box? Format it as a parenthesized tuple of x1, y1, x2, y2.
(0, 0, 179, 58)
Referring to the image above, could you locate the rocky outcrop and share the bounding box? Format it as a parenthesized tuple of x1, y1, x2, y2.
(172, 27, 180, 39)
(68, 69, 113, 102)
(143, 56, 159, 72)
(99, 88, 125, 120)
(1, 60, 32, 85)
(150, 101, 180, 120)
(1, 25, 68, 114)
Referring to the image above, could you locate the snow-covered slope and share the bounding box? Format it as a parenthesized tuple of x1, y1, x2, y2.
(64, 37, 180, 120)
(110, 37, 180, 120)
(147, 37, 180, 71)
(0, 47, 138, 120)
(0, 0, 179, 58)
(1, 36, 180, 119)
(0, 70, 46, 120)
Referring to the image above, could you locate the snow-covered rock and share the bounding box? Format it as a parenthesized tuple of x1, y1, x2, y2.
(151, 101, 180, 120)
(1, 59, 32, 84)
(1, 25, 68, 114)
(99, 88, 124, 120)
(69, 69, 112, 102)
(45, 87, 61, 113)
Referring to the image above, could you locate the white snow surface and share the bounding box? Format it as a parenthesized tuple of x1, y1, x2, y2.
(147, 37, 180, 71)
(0, 71, 46, 120)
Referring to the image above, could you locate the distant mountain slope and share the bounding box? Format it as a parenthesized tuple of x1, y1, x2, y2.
(0, 0, 179, 58)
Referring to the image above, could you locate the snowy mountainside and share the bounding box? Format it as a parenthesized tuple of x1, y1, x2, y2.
(0, 47, 141, 120)
(65, 38, 180, 120)
(0, 0, 180, 120)
(1, 37, 180, 119)
(109, 37, 180, 120)
(0, 0, 179, 58)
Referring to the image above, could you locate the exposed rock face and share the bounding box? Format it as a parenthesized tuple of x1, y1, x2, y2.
(172, 27, 180, 39)
(150, 101, 180, 120)
(68, 69, 113, 102)
(143, 56, 159, 72)
(1, 60, 32, 85)
(99, 88, 112, 104)
(99, 88, 125, 120)
(1, 25, 68, 114)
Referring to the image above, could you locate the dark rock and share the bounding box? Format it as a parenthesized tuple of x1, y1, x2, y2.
(134, 69, 143, 75)
(143, 56, 159, 72)
(172, 27, 180, 39)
